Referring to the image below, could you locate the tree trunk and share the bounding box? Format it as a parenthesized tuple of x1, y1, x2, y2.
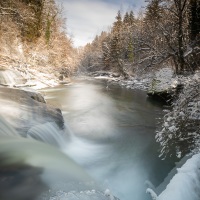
(178, 9, 185, 73)
(175, 0, 186, 74)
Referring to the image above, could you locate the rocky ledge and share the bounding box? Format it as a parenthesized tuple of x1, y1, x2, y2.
(0, 87, 65, 139)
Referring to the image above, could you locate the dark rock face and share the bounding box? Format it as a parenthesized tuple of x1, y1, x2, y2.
(0, 159, 47, 200)
(147, 90, 174, 104)
(0, 87, 65, 137)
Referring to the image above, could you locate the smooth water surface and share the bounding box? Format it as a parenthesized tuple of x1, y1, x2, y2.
(40, 79, 174, 200)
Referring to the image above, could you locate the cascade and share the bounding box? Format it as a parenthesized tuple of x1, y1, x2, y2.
(0, 69, 25, 86)
(27, 122, 69, 149)
(0, 115, 116, 200)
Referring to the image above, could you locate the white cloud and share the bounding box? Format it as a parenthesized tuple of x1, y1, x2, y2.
(57, 0, 146, 47)
(58, 0, 120, 47)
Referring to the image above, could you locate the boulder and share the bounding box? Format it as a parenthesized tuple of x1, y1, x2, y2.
(147, 68, 178, 103)
(0, 87, 65, 137)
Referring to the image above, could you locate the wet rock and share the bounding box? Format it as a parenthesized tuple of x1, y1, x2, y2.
(0, 159, 47, 200)
(89, 71, 120, 78)
(0, 87, 65, 136)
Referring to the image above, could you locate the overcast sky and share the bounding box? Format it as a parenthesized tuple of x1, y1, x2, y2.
(57, 0, 146, 47)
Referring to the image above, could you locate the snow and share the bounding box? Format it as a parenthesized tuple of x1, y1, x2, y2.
(104, 189, 115, 200)
(46, 189, 118, 200)
(146, 188, 158, 200)
(168, 126, 177, 133)
(148, 68, 178, 93)
(156, 154, 200, 200)
(11, 65, 60, 89)
(156, 70, 200, 158)
(0, 65, 60, 90)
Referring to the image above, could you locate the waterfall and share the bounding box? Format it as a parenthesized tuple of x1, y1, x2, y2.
(0, 115, 19, 137)
(27, 122, 69, 149)
(0, 69, 25, 86)
(0, 116, 118, 200)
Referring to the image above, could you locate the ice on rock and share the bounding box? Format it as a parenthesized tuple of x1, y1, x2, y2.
(155, 154, 200, 200)
(146, 188, 158, 200)
(48, 190, 119, 200)
(145, 180, 156, 191)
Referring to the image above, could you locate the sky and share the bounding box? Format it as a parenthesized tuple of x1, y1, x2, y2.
(57, 0, 146, 47)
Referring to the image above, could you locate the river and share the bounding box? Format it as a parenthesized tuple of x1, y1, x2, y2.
(39, 79, 175, 200)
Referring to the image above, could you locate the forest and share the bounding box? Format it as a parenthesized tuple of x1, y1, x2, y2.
(0, 0, 78, 77)
(80, 0, 200, 159)
(80, 0, 200, 76)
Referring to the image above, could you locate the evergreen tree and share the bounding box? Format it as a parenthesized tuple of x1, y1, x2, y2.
(128, 41, 134, 62)
(112, 10, 122, 33)
(110, 10, 123, 61)
(123, 12, 129, 25)
(110, 35, 121, 65)
(102, 40, 111, 69)
(145, 0, 163, 22)
(110, 10, 123, 72)
(128, 10, 135, 26)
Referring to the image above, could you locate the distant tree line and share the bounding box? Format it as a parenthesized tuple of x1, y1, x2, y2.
(80, 0, 200, 76)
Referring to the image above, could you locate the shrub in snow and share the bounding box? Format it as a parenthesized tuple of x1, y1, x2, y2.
(156, 75, 200, 159)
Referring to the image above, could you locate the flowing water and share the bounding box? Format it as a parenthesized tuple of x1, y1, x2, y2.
(0, 69, 25, 86)
(39, 79, 175, 200)
(0, 77, 176, 200)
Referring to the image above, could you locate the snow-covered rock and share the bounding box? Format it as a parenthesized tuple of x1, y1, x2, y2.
(0, 87, 65, 137)
(43, 189, 119, 200)
(158, 154, 200, 200)
(147, 68, 178, 101)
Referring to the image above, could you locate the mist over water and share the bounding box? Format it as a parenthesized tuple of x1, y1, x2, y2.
(0, 85, 99, 200)
(0, 116, 100, 200)
(40, 79, 175, 200)
(0, 79, 176, 200)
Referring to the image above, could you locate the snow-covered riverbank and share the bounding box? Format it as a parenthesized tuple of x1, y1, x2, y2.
(89, 68, 200, 96)
(147, 153, 200, 200)
(0, 65, 71, 90)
